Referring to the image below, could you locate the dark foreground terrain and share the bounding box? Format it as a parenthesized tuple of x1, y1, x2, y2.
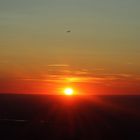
(0, 94, 140, 140)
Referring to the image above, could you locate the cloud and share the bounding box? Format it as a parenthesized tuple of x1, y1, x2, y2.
(21, 72, 137, 84)
(74, 71, 89, 75)
(47, 64, 69, 67)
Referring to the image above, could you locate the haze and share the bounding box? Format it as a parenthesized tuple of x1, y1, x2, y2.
(0, 0, 140, 94)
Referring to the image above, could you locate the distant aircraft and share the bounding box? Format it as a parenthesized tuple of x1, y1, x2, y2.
(66, 30, 71, 33)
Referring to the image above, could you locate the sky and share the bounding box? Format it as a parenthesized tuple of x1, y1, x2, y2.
(0, 0, 140, 94)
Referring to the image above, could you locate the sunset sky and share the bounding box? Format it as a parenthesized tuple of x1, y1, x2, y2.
(0, 0, 140, 94)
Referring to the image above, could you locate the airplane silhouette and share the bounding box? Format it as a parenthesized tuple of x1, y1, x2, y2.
(66, 30, 71, 33)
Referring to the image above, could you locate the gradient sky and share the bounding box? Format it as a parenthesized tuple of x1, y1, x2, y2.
(0, 0, 140, 94)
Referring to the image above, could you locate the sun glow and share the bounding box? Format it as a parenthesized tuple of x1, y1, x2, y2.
(64, 87, 74, 96)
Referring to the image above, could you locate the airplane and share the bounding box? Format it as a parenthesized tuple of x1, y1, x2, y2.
(66, 30, 71, 33)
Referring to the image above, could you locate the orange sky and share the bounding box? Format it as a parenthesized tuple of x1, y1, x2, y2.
(0, 65, 140, 94)
(0, 0, 140, 94)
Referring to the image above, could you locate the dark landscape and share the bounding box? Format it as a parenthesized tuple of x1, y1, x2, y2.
(0, 94, 140, 140)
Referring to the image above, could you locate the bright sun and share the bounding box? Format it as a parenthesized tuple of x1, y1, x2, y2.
(64, 87, 74, 96)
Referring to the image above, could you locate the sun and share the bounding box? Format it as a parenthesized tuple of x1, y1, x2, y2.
(64, 87, 74, 96)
